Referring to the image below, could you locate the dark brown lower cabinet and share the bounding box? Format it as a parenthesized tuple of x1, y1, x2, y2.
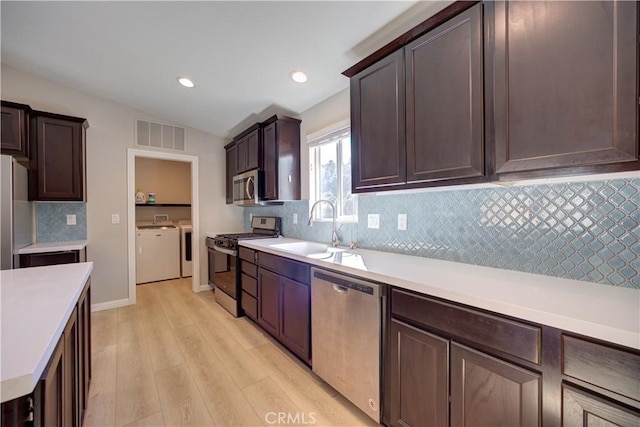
(239, 247, 258, 320)
(1, 281, 91, 427)
(0, 394, 34, 427)
(63, 307, 79, 427)
(77, 282, 91, 422)
(562, 385, 640, 427)
(257, 268, 280, 337)
(257, 266, 310, 363)
(450, 343, 540, 427)
(279, 277, 310, 360)
(40, 336, 65, 427)
(388, 287, 639, 426)
(389, 319, 449, 427)
(20, 249, 84, 268)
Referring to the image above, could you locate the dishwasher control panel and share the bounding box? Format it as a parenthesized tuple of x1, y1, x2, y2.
(313, 270, 376, 295)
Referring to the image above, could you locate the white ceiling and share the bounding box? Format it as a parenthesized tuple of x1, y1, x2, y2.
(1, 1, 450, 138)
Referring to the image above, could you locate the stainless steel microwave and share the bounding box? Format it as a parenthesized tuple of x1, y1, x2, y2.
(233, 169, 262, 206)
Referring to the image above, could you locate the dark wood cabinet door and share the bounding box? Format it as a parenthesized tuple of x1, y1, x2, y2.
(261, 116, 301, 201)
(405, 3, 484, 184)
(389, 319, 449, 427)
(20, 251, 80, 268)
(63, 307, 79, 427)
(563, 385, 640, 427)
(1, 393, 36, 427)
(1, 102, 29, 158)
(488, 0, 639, 179)
(40, 335, 65, 427)
(246, 128, 260, 171)
(257, 268, 280, 338)
(351, 49, 406, 191)
(450, 343, 541, 427)
(29, 113, 86, 201)
(77, 282, 91, 423)
(225, 143, 237, 204)
(235, 135, 248, 173)
(235, 128, 261, 174)
(279, 277, 310, 362)
(263, 122, 277, 200)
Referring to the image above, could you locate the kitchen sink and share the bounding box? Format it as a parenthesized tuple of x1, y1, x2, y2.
(270, 241, 344, 256)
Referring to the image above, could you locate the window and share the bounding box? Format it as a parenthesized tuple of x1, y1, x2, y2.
(309, 126, 357, 222)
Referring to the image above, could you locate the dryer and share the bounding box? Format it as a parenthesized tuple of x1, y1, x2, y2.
(178, 221, 192, 278)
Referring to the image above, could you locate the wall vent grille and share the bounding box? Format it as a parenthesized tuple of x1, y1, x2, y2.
(136, 120, 186, 152)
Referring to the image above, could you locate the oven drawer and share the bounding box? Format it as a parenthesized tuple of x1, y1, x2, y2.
(242, 273, 257, 298)
(242, 291, 257, 320)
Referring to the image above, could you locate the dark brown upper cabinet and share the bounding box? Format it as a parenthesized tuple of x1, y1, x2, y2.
(224, 141, 237, 204)
(235, 125, 261, 174)
(345, 0, 639, 192)
(349, 3, 486, 193)
(225, 115, 301, 203)
(405, 3, 485, 184)
(1, 101, 31, 159)
(487, 0, 639, 180)
(262, 115, 301, 201)
(29, 111, 88, 201)
(350, 49, 406, 191)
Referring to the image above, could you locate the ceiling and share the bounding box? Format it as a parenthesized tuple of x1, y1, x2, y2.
(1, 1, 451, 138)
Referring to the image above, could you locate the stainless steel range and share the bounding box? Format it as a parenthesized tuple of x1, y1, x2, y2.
(206, 216, 281, 317)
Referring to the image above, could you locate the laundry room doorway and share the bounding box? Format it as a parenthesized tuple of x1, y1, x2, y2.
(127, 149, 200, 305)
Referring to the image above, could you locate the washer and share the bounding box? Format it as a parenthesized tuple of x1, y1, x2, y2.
(136, 223, 180, 284)
(178, 221, 193, 278)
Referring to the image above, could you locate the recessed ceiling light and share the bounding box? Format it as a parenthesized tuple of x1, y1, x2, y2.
(290, 71, 308, 83)
(177, 77, 194, 88)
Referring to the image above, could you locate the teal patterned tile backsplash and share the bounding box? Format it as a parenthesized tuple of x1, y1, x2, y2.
(37, 203, 87, 242)
(244, 178, 640, 288)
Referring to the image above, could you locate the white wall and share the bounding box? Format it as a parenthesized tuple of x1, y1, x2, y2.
(1, 63, 244, 305)
(135, 157, 191, 204)
(298, 88, 350, 200)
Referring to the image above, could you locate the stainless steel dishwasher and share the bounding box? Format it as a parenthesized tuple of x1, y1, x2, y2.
(311, 267, 385, 423)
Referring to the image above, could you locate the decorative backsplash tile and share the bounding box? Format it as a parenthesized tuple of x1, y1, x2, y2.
(245, 178, 640, 289)
(36, 203, 87, 242)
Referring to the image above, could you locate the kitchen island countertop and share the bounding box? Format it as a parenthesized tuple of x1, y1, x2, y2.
(1, 262, 93, 402)
(241, 237, 639, 350)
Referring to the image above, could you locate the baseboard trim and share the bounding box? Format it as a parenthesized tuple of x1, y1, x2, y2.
(91, 298, 131, 312)
(196, 284, 213, 293)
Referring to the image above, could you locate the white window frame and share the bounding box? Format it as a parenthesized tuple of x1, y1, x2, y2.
(308, 123, 357, 223)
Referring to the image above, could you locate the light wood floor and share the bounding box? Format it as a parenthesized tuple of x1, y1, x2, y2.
(85, 278, 378, 427)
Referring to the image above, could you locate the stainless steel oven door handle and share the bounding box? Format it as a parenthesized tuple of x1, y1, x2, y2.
(245, 176, 254, 199)
(214, 246, 237, 256)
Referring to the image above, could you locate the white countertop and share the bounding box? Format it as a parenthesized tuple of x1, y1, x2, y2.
(18, 240, 87, 254)
(241, 238, 640, 350)
(1, 262, 93, 402)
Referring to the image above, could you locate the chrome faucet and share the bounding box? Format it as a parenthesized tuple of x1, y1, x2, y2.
(308, 199, 339, 247)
